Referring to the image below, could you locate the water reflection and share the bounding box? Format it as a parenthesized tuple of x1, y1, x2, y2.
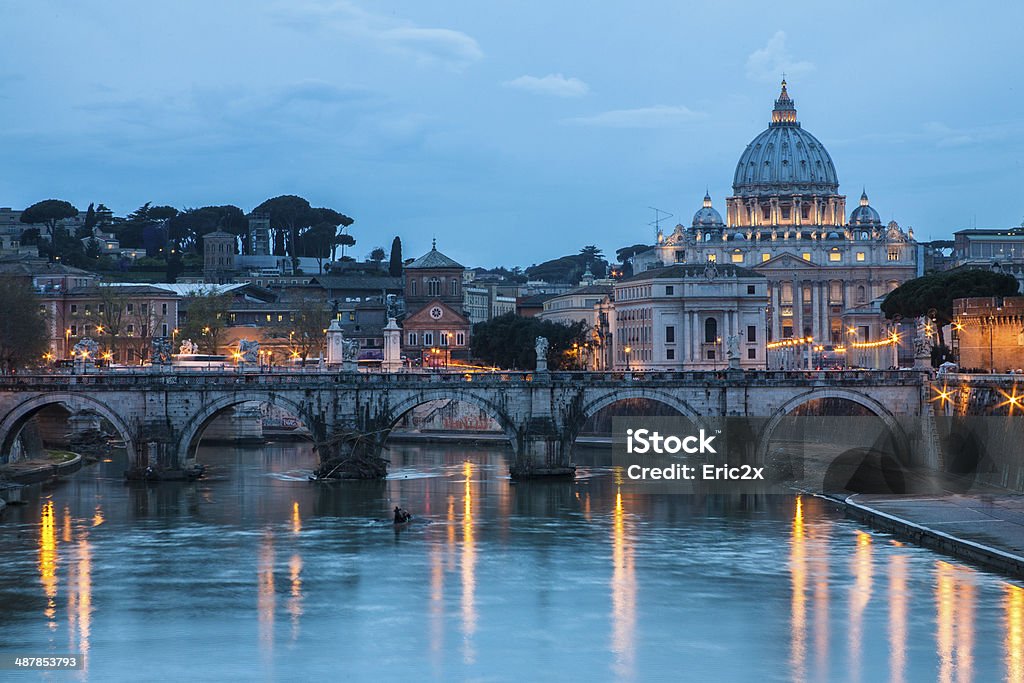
(936, 561, 976, 683)
(888, 547, 908, 683)
(461, 461, 476, 664)
(1007, 584, 1024, 683)
(790, 496, 807, 682)
(610, 488, 636, 680)
(38, 500, 58, 629)
(258, 530, 276, 662)
(848, 531, 873, 683)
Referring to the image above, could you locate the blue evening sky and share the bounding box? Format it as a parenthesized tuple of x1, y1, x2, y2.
(1, 1, 1021, 268)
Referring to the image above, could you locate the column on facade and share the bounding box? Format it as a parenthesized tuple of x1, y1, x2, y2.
(691, 311, 701, 364)
(809, 279, 820, 343)
(793, 277, 803, 338)
(793, 196, 801, 226)
(771, 283, 782, 340)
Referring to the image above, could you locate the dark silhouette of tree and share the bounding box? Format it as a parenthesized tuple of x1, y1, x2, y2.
(471, 313, 588, 370)
(882, 269, 1020, 345)
(0, 277, 48, 373)
(369, 246, 386, 263)
(20, 199, 79, 239)
(389, 237, 403, 277)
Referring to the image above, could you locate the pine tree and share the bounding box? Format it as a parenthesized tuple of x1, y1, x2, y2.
(389, 236, 403, 277)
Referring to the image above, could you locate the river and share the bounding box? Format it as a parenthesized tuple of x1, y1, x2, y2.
(1, 442, 1022, 682)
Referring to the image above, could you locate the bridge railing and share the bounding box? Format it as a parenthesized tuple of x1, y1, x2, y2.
(0, 368, 930, 389)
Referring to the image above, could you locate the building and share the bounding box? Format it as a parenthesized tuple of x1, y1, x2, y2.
(202, 230, 237, 283)
(401, 241, 472, 366)
(950, 228, 1024, 291)
(613, 262, 768, 370)
(953, 296, 1024, 373)
(247, 213, 272, 256)
(633, 80, 919, 348)
(538, 284, 614, 328)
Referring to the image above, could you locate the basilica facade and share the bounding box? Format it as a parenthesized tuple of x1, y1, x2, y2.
(633, 81, 919, 351)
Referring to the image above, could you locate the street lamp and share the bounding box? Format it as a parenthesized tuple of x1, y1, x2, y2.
(715, 336, 722, 371)
(624, 345, 632, 372)
(987, 314, 996, 373)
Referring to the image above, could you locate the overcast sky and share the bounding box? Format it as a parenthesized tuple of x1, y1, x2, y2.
(1, 1, 1022, 268)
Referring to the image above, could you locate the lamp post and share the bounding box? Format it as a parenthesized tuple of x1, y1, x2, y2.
(988, 314, 996, 373)
(764, 305, 773, 371)
(715, 336, 722, 371)
(624, 345, 632, 372)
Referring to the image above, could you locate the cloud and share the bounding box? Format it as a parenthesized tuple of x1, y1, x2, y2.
(276, 1, 482, 69)
(566, 105, 704, 128)
(745, 31, 814, 83)
(503, 73, 589, 98)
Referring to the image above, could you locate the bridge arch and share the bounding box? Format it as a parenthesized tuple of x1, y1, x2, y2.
(567, 387, 701, 445)
(0, 393, 139, 464)
(755, 388, 910, 463)
(176, 392, 319, 464)
(383, 388, 520, 455)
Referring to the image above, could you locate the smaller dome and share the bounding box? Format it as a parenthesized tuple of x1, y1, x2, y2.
(849, 190, 881, 227)
(692, 192, 724, 228)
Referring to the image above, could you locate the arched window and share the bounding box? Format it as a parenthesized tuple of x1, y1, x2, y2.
(410, 279, 417, 296)
(428, 278, 440, 297)
(857, 285, 866, 303)
(449, 278, 458, 297)
(704, 317, 718, 344)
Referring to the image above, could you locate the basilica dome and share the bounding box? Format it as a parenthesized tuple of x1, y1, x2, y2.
(732, 81, 839, 197)
(692, 192, 724, 228)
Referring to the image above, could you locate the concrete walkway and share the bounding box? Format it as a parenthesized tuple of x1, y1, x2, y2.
(841, 492, 1024, 579)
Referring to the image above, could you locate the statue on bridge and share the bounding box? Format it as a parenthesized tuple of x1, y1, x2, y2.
(238, 339, 260, 364)
(72, 338, 99, 361)
(535, 336, 549, 372)
(151, 337, 172, 365)
(179, 339, 197, 355)
(726, 334, 741, 369)
(914, 317, 935, 366)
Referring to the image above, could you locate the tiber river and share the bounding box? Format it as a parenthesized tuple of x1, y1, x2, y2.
(1, 442, 1022, 682)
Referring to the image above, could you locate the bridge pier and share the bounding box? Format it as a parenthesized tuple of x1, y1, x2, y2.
(511, 419, 575, 479)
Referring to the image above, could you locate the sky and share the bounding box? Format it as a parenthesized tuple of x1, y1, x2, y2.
(1, 1, 1023, 269)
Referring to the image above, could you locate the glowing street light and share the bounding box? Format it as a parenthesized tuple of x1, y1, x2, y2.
(624, 345, 632, 371)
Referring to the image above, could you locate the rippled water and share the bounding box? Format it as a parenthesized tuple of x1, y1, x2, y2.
(1, 443, 1022, 682)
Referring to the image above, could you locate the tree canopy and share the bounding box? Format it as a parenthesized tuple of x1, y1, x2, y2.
(881, 268, 1020, 343)
(389, 236, 403, 277)
(0, 277, 48, 372)
(471, 313, 589, 370)
(20, 199, 79, 237)
(526, 248, 609, 283)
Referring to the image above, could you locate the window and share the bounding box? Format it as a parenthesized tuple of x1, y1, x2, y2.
(856, 252, 866, 262)
(747, 348, 757, 359)
(828, 251, 841, 262)
(410, 279, 417, 296)
(456, 332, 465, 346)
(731, 253, 744, 263)
(747, 285, 756, 295)
(98, 304, 105, 314)
(704, 317, 718, 343)
(802, 253, 811, 262)
(440, 333, 449, 347)
(675, 250, 685, 263)
(71, 304, 78, 314)
(707, 254, 717, 263)
(70, 325, 78, 336)
(141, 303, 148, 315)
(449, 279, 458, 296)
(408, 332, 417, 346)
(747, 325, 757, 342)
(783, 324, 793, 338)
(803, 286, 812, 304)
(665, 285, 674, 295)
(162, 323, 168, 337)
(127, 303, 134, 314)
(127, 324, 135, 335)
(762, 253, 771, 262)
(829, 281, 843, 303)
(665, 326, 675, 343)
(666, 348, 675, 360)
(162, 303, 168, 315)
(266, 314, 272, 322)
(857, 285, 866, 303)
(888, 249, 900, 261)
(423, 332, 433, 346)
(706, 350, 716, 360)
(781, 282, 793, 305)
(428, 278, 440, 296)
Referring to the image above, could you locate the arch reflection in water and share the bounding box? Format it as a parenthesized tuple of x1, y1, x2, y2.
(610, 488, 636, 679)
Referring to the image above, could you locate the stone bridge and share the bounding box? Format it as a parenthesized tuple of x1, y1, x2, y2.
(0, 369, 931, 477)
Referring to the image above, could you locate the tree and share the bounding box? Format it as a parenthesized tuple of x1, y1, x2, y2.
(167, 205, 247, 254)
(471, 313, 589, 370)
(389, 236, 403, 277)
(20, 199, 79, 239)
(369, 246, 386, 263)
(83, 203, 98, 234)
(179, 290, 231, 353)
(334, 232, 356, 261)
(881, 268, 1020, 345)
(301, 222, 338, 274)
(273, 295, 332, 363)
(253, 195, 316, 257)
(0, 277, 48, 373)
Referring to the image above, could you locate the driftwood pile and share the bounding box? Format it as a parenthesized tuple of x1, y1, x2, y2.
(313, 430, 389, 480)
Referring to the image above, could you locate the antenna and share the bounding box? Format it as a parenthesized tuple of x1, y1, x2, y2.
(647, 207, 673, 238)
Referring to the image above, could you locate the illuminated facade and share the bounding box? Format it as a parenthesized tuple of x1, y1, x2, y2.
(634, 81, 920, 347)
